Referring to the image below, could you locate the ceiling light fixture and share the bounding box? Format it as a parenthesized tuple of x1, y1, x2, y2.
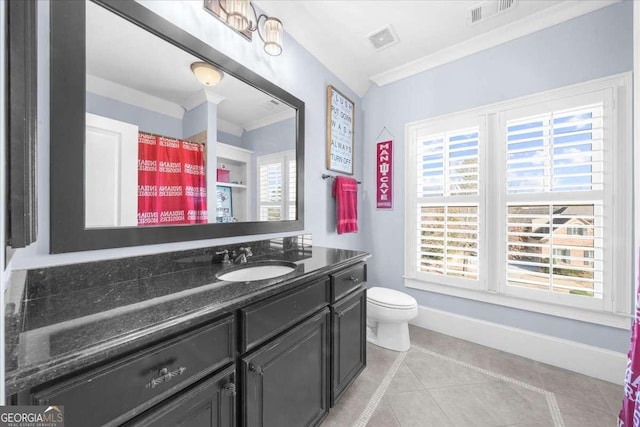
(190, 62, 224, 86)
(216, 0, 284, 56)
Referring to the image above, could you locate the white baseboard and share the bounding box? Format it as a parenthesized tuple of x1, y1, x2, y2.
(410, 305, 627, 385)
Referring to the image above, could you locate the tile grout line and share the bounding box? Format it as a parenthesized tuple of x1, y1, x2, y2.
(385, 394, 404, 427)
(403, 356, 459, 426)
(410, 345, 566, 427)
(353, 350, 407, 427)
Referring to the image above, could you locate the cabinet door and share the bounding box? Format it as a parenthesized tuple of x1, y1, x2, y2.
(242, 308, 330, 427)
(126, 365, 236, 427)
(331, 288, 366, 406)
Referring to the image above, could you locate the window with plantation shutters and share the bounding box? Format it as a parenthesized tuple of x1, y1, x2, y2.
(411, 119, 481, 286)
(504, 101, 605, 301)
(405, 74, 632, 325)
(257, 150, 296, 221)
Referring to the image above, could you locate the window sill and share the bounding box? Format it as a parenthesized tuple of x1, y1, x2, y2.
(404, 277, 632, 330)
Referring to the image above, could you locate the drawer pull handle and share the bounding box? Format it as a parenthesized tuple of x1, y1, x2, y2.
(223, 383, 236, 396)
(249, 363, 263, 376)
(349, 276, 359, 283)
(145, 366, 187, 389)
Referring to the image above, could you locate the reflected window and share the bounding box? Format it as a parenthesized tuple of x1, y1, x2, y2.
(258, 150, 296, 221)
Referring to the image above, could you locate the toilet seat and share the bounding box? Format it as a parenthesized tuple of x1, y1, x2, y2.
(367, 287, 417, 310)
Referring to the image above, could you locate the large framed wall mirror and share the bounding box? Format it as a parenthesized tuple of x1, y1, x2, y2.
(50, 0, 305, 253)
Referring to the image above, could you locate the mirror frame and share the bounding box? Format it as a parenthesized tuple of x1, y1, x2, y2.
(50, 0, 305, 253)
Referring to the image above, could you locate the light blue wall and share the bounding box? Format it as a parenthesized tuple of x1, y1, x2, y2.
(242, 117, 295, 156)
(9, 0, 365, 269)
(182, 102, 207, 140)
(217, 130, 242, 147)
(86, 92, 183, 138)
(86, 94, 215, 143)
(361, 1, 633, 353)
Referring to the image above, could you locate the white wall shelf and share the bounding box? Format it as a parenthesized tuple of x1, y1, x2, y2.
(216, 142, 253, 222)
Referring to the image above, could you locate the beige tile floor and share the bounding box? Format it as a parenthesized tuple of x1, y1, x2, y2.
(322, 325, 623, 427)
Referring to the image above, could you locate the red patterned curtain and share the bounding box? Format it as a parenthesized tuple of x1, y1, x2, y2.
(137, 132, 207, 225)
(620, 253, 640, 426)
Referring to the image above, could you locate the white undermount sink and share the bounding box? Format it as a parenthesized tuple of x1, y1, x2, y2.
(216, 261, 297, 282)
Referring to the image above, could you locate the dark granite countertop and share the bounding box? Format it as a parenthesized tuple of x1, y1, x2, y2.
(5, 236, 370, 395)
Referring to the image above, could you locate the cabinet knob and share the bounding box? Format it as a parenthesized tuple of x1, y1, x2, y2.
(349, 276, 359, 283)
(223, 383, 236, 396)
(249, 363, 263, 376)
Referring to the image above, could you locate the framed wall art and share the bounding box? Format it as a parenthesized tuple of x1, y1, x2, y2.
(326, 85, 354, 175)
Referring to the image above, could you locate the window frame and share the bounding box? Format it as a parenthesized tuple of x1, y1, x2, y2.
(404, 73, 633, 329)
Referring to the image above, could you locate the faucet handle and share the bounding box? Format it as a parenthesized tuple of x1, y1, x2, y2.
(215, 250, 231, 264)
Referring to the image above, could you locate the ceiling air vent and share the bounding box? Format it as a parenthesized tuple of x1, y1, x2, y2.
(471, 6, 482, 23)
(261, 99, 283, 111)
(498, 0, 516, 11)
(367, 25, 398, 51)
(469, 0, 517, 25)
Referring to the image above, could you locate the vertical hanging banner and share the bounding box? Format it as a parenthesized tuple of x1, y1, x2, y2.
(376, 140, 393, 209)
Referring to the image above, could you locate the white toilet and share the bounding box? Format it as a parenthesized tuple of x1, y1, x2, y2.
(366, 287, 418, 352)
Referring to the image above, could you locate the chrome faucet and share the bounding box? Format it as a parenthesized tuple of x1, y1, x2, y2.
(232, 247, 253, 264)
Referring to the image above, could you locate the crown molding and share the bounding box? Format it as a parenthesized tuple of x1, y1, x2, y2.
(86, 74, 185, 119)
(370, 0, 621, 88)
(183, 89, 226, 112)
(204, 89, 226, 105)
(217, 118, 244, 137)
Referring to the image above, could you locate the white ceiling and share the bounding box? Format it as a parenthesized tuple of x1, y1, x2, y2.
(256, 0, 620, 96)
(87, 0, 621, 115)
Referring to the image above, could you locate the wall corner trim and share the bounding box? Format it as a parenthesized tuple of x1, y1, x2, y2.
(410, 305, 627, 385)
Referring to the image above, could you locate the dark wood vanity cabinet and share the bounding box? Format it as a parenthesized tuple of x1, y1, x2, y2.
(12, 262, 367, 427)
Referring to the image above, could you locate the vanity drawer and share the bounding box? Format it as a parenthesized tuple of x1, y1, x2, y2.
(32, 314, 235, 427)
(240, 278, 330, 353)
(330, 263, 367, 302)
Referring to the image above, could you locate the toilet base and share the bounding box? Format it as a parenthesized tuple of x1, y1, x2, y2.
(366, 320, 411, 352)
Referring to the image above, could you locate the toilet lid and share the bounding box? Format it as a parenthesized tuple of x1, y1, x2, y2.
(367, 287, 417, 309)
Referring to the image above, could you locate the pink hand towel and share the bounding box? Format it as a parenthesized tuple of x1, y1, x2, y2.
(332, 176, 358, 234)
